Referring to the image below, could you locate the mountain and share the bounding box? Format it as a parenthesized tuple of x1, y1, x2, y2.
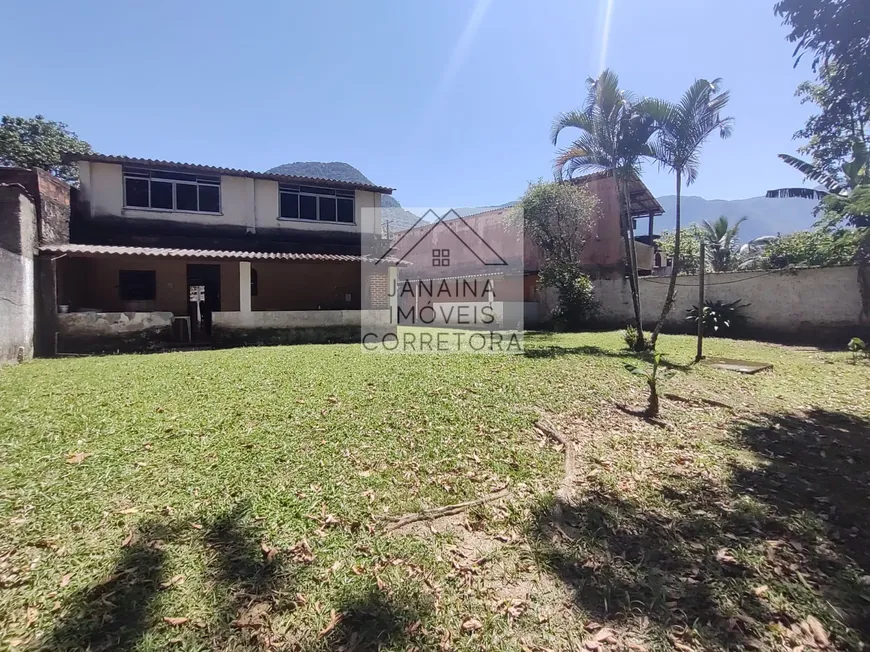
(654, 195, 820, 242)
(265, 161, 422, 233)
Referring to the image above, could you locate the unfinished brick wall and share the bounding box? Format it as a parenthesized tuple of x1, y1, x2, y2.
(367, 271, 390, 309)
(0, 168, 71, 244)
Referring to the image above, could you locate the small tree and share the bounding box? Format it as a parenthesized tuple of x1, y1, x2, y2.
(657, 225, 705, 274)
(517, 180, 599, 328)
(0, 114, 92, 185)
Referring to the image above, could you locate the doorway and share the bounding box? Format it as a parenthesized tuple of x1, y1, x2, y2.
(187, 264, 221, 338)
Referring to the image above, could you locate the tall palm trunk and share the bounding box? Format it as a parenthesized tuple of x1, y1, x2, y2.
(859, 229, 870, 321)
(650, 169, 682, 347)
(618, 174, 645, 349)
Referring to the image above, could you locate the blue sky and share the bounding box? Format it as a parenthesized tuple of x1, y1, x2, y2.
(2, 0, 815, 208)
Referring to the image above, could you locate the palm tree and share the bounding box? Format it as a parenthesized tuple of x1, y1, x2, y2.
(550, 69, 658, 350)
(767, 141, 870, 317)
(700, 215, 747, 271)
(647, 79, 734, 348)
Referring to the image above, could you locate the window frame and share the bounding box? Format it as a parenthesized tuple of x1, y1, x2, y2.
(122, 167, 222, 215)
(278, 184, 355, 225)
(118, 269, 157, 301)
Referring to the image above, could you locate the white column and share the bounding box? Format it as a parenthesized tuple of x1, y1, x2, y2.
(239, 262, 251, 313)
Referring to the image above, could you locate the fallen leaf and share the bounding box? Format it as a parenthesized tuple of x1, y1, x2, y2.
(159, 574, 185, 590)
(318, 609, 342, 638)
(584, 642, 600, 651)
(232, 602, 271, 629)
(189, 523, 203, 530)
(752, 585, 769, 596)
(716, 548, 737, 564)
(163, 617, 189, 626)
(60, 573, 72, 587)
(804, 615, 829, 648)
(461, 618, 483, 632)
(260, 542, 277, 566)
(289, 540, 314, 563)
(118, 507, 138, 515)
(66, 452, 92, 465)
(121, 531, 135, 548)
(593, 628, 616, 642)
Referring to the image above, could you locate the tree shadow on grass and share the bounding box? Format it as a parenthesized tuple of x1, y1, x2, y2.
(528, 407, 870, 650)
(309, 588, 432, 652)
(42, 520, 176, 651)
(523, 344, 692, 371)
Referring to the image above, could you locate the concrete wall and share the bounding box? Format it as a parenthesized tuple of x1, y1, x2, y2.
(57, 311, 173, 353)
(212, 309, 391, 347)
(79, 161, 382, 236)
(592, 266, 868, 343)
(251, 261, 360, 311)
(0, 186, 37, 364)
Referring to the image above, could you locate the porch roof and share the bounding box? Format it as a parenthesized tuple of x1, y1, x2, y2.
(40, 243, 403, 264)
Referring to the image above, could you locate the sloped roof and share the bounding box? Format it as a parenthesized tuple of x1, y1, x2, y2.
(65, 153, 394, 194)
(569, 170, 664, 217)
(40, 243, 405, 264)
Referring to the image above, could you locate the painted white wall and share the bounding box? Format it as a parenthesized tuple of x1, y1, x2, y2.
(591, 266, 864, 333)
(79, 161, 382, 235)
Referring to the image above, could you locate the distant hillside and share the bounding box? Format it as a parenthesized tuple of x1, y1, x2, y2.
(654, 195, 819, 241)
(266, 161, 422, 233)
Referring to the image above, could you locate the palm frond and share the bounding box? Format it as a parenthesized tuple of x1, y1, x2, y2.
(777, 154, 847, 195)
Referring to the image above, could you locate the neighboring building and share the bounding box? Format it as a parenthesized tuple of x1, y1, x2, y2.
(392, 170, 663, 326)
(0, 154, 399, 355)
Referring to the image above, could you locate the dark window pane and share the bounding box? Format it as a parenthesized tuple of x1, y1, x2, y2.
(319, 197, 337, 221)
(301, 186, 334, 195)
(152, 170, 198, 182)
(250, 268, 258, 297)
(176, 183, 198, 211)
(280, 192, 299, 218)
(337, 198, 354, 223)
(125, 177, 150, 207)
(119, 270, 156, 301)
(151, 181, 173, 209)
(199, 185, 220, 212)
(300, 195, 317, 220)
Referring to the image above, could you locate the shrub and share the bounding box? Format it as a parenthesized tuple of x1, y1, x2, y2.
(624, 352, 677, 418)
(621, 325, 638, 350)
(686, 299, 749, 336)
(539, 261, 597, 330)
(848, 337, 868, 363)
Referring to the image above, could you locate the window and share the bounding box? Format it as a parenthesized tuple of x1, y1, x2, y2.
(250, 268, 258, 297)
(123, 167, 221, 213)
(279, 184, 355, 223)
(119, 270, 156, 301)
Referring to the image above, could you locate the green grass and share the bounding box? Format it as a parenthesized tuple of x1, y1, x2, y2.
(1, 332, 868, 651)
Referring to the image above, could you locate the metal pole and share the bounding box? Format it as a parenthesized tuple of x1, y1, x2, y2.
(696, 240, 706, 362)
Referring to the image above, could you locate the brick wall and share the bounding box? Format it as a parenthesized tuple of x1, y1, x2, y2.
(0, 168, 71, 244)
(367, 271, 390, 309)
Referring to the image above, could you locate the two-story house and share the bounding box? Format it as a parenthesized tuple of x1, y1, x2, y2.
(15, 153, 398, 353)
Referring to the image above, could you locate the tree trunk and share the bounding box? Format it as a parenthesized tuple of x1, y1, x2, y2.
(859, 229, 870, 321)
(619, 176, 645, 350)
(645, 380, 659, 418)
(650, 169, 682, 348)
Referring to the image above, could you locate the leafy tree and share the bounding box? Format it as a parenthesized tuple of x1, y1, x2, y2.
(657, 225, 704, 275)
(792, 66, 869, 177)
(774, 0, 870, 104)
(0, 114, 92, 184)
(645, 80, 734, 348)
(550, 69, 658, 350)
(516, 181, 600, 329)
(754, 228, 860, 269)
(700, 215, 747, 272)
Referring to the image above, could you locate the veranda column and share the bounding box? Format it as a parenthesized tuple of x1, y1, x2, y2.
(239, 261, 252, 313)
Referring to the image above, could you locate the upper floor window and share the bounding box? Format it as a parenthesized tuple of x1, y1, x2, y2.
(279, 185, 354, 224)
(123, 167, 221, 213)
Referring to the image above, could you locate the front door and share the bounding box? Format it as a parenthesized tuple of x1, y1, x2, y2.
(187, 264, 221, 338)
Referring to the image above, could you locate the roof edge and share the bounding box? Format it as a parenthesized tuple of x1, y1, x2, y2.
(65, 153, 395, 195)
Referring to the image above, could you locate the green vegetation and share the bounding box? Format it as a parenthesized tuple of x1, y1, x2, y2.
(0, 115, 92, 185)
(516, 181, 600, 329)
(2, 333, 869, 651)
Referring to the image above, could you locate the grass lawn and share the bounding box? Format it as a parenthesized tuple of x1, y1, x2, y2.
(1, 331, 869, 651)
